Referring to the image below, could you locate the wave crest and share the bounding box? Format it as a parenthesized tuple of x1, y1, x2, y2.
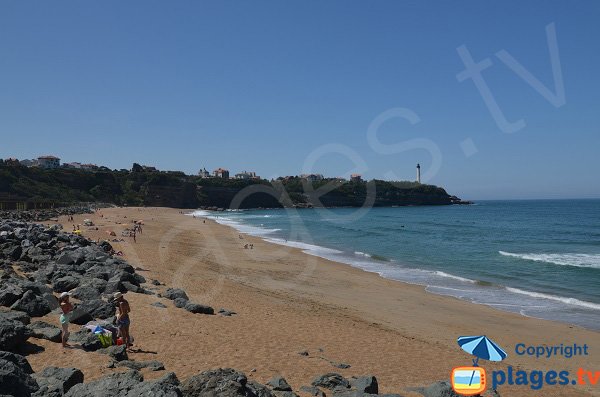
(499, 251, 600, 269)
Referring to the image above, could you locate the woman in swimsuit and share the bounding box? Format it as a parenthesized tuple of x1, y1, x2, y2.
(114, 292, 132, 349)
(58, 292, 73, 347)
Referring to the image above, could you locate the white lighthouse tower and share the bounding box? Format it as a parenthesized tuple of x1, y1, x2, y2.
(416, 163, 421, 184)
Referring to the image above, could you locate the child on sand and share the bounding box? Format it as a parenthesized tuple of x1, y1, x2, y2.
(58, 292, 73, 347)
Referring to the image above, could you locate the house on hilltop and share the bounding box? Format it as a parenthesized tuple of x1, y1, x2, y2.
(213, 168, 229, 178)
(234, 171, 258, 180)
(37, 155, 60, 169)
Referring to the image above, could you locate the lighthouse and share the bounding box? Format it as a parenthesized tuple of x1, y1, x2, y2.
(416, 163, 421, 184)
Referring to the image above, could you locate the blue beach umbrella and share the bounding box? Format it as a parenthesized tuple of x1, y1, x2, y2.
(457, 335, 507, 364)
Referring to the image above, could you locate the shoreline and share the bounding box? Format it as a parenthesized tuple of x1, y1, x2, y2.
(26, 207, 600, 397)
(191, 208, 600, 332)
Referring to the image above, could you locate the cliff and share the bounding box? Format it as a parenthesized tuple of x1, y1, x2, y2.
(0, 165, 462, 209)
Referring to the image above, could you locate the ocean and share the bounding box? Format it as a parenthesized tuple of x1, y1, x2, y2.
(192, 199, 600, 330)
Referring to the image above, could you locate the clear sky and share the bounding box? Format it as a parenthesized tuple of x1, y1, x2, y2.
(0, 1, 598, 200)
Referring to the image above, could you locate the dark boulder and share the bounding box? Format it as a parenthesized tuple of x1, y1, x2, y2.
(116, 359, 165, 371)
(0, 309, 31, 325)
(164, 288, 189, 301)
(300, 386, 326, 397)
(98, 345, 128, 362)
(0, 352, 39, 396)
(70, 284, 102, 301)
(267, 376, 292, 391)
(27, 321, 62, 343)
(0, 283, 24, 307)
(0, 351, 33, 374)
(52, 276, 80, 293)
(69, 329, 103, 352)
(76, 299, 116, 320)
(180, 368, 250, 397)
(33, 366, 84, 396)
(173, 298, 188, 308)
(69, 307, 94, 325)
(122, 281, 142, 293)
(151, 302, 167, 308)
(247, 381, 275, 397)
(0, 317, 28, 352)
(184, 302, 214, 315)
(412, 381, 462, 397)
(348, 377, 377, 395)
(311, 374, 349, 391)
(64, 370, 182, 397)
(10, 290, 52, 317)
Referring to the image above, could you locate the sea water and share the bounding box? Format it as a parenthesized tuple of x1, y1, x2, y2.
(192, 199, 600, 330)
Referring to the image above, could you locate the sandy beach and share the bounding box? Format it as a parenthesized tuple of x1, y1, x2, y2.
(26, 207, 600, 397)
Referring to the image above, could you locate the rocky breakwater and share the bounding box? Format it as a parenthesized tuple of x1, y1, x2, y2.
(0, 205, 98, 223)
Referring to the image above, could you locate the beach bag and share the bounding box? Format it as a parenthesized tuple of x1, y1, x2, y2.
(96, 330, 113, 347)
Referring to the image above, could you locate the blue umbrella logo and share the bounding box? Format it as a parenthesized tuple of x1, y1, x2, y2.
(456, 335, 507, 390)
(458, 335, 507, 366)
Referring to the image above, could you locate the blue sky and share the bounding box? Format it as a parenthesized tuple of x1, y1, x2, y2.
(0, 1, 598, 199)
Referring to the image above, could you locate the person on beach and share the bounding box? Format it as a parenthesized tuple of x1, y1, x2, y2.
(114, 292, 132, 349)
(58, 292, 73, 347)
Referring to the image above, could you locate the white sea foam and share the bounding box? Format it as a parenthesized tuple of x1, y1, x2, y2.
(190, 209, 600, 328)
(506, 287, 600, 310)
(433, 271, 476, 283)
(499, 251, 600, 269)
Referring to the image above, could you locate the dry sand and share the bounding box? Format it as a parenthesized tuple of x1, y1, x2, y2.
(27, 207, 600, 397)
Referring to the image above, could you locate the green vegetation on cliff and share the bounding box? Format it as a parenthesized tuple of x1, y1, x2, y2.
(0, 164, 460, 209)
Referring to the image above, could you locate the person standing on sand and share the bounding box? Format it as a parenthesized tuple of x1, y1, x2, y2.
(58, 292, 73, 347)
(114, 292, 132, 349)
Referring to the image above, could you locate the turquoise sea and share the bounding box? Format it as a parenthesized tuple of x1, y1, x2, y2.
(192, 199, 600, 330)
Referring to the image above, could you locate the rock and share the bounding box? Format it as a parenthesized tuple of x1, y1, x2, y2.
(180, 368, 250, 397)
(0, 317, 28, 352)
(52, 276, 80, 293)
(273, 392, 299, 397)
(331, 363, 351, 369)
(0, 284, 24, 307)
(297, 351, 309, 357)
(247, 381, 275, 397)
(349, 377, 378, 395)
(173, 298, 188, 308)
(69, 307, 94, 325)
(184, 302, 214, 315)
(267, 376, 293, 391)
(104, 279, 125, 294)
(132, 273, 146, 285)
(70, 284, 102, 301)
(64, 370, 182, 397)
(122, 281, 142, 293)
(98, 344, 128, 362)
(33, 366, 84, 396)
(27, 321, 62, 343)
(69, 329, 103, 351)
(300, 386, 326, 397)
(64, 370, 143, 397)
(0, 352, 39, 396)
(76, 299, 116, 320)
(151, 279, 161, 286)
(99, 241, 113, 253)
(218, 309, 236, 316)
(55, 251, 77, 266)
(151, 302, 167, 308)
(0, 309, 31, 325)
(10, 290, 51, 317)
(164, 288, 189, 301)
(116, 360, 165, 371)
(311, 374, 349, 391)
(0, 351, 33, 374)
(412, 381, 461, 397)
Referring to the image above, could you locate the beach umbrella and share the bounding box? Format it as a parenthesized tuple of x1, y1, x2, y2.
(457, 335, 507, 364)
